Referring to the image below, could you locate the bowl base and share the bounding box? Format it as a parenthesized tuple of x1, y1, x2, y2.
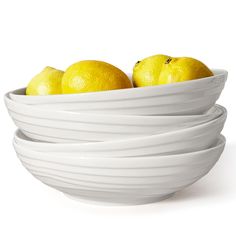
(63, 193, 175, 206)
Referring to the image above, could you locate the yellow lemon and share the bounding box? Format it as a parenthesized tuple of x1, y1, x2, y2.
(158, 57, 213, 85)
(26, 67, 64, 95)
(62, 60, 132, 94)
(132, 54, 170, 87)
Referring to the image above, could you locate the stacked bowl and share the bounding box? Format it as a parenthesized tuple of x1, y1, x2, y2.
(5, 69, 228, 205)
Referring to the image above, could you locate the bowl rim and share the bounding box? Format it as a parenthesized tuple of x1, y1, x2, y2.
(8, 69, 227, 99)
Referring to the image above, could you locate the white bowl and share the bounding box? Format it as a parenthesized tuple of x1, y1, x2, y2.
(14, 107, 226, 157)
(13, 135, 225, 205)
(9, 69, 227, 115)
(5, 95, 224, 142)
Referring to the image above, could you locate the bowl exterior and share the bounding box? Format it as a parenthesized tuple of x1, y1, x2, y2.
(5, 95, 224, 142)
(13, 136, 225, 205)
(13, 110, 226, 157)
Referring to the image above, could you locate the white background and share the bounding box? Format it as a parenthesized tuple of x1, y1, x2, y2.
(0, 0, 235, 235)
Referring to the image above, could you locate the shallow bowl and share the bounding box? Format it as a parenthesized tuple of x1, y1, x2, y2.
(14, 108, 226, 157)
(5, 95, 224, 142)
(9, 69, 227, 115)
(13, 135, 225, 205)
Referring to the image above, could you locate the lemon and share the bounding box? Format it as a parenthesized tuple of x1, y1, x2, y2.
(62, 60, 132, 94)
(26, 67, 64, 95)
(132, 54, 170, 87)
(158, 57, 213, 84)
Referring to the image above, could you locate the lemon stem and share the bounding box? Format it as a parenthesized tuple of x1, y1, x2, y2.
(165, 58, 172, 64)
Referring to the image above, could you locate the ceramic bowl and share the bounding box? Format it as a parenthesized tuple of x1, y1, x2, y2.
(9, 69, 227, 115)
(13, 135, 225, 205)
(5, 94, 224, 142)
(14, 107, 226, 157)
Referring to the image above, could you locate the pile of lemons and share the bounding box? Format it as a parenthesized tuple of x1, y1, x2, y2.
(26, 55, 213, 96)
